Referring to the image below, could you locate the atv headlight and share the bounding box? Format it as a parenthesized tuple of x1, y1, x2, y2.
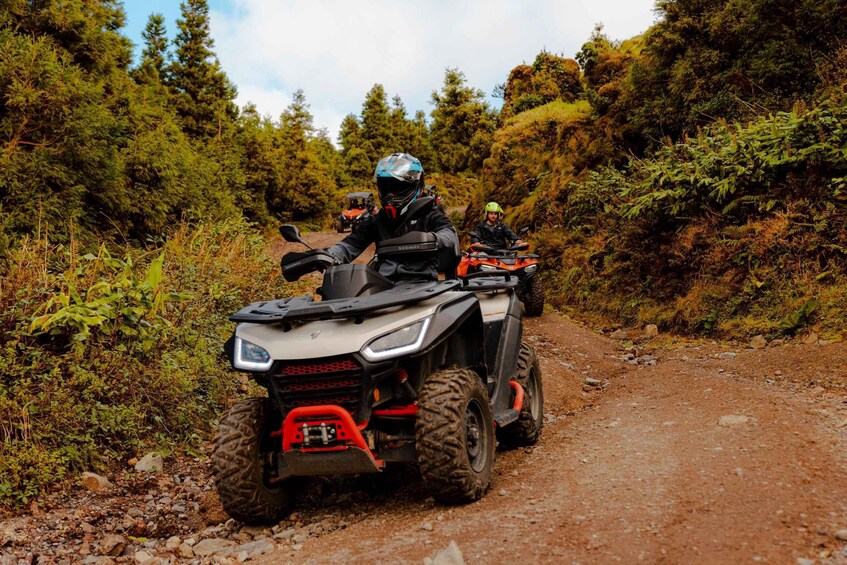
(479, 264, 500, 271)
(233, 336, 273, 372)
(524, 264, 538, 274)
(362, 318, 430, 361)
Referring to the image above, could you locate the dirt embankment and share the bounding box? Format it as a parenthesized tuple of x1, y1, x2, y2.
(1, 231, 846, 564)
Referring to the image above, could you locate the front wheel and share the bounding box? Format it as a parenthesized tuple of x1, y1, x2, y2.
(212, 397, 290, 524)
(524, 275, 545, 317)
(416, 369, 495, 504)
(497, 343, 544, 448)
(335, 219, 344, 233)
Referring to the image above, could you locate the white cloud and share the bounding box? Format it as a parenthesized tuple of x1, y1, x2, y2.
(210, 0, 658, 142)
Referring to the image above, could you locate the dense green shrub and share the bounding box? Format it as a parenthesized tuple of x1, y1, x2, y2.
(0, 219, 291, 505)
(541, 98, 847, 337)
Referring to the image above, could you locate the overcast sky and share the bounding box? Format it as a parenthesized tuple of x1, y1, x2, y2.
(122, 0, 659, 143)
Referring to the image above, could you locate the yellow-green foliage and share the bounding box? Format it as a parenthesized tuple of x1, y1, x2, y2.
(540, 99, 847, 338)
(500, 52, 582, 121)
(477, 100, 591, 228)
(0, 219, 289, 506)
(427, 173, 479, 210)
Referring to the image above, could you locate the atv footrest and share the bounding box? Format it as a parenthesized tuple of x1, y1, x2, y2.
(493, 408, 519, 427)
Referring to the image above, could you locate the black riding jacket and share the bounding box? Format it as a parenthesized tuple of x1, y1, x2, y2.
(326, 199, 459, 282)
(470, 220, 519, 250)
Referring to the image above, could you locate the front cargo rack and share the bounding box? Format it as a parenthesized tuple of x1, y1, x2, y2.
(230, 280, 461, 324)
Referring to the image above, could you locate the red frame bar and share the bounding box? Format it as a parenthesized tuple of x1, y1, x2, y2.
(282, 405, 369, 452)
(372, 404, 419, 417)
(510, 381, 525, 413)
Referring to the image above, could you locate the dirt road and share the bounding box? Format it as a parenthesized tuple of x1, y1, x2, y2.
(2, 231, 846, 564)
(257, 312, 847, 564)
(265, 231, 847, 564)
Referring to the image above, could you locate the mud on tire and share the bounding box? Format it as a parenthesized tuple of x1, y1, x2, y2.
(212, 397, 290, 524)
(524, 276, 545, 317)
(497, 343, 543, 448)
(416, 368, 495, 504)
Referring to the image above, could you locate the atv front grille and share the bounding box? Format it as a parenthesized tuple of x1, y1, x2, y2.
(278, 359, 360, 376)
(274, 356, 364, 416)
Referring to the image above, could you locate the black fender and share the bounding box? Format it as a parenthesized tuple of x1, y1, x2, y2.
(405, 293, 486, 389)
(489, 292, 523, 414)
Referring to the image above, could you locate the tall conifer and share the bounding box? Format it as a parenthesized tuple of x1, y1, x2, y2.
(169, 0, 237, 139)
(359, 84, 393, 159)
(135, 13, 169, 85)
(430, 68, 496, 173)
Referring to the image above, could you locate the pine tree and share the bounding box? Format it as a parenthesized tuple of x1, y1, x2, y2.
(430, 68, 496, 173)
(280, 89, 314, 142)
(270, 92, 336, 220)
(0, 0, 133, 247)
(337, 113, 371, 184)
(134, 13, 169, 85)
(389, 95, 414, 153)
(169, 0, 237, 139)
(338, 113, 361, 155)
(359, 84, 393, 160)
(408, 110, 436, 172)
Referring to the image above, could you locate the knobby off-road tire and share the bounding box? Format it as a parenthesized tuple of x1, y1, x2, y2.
(497, 342, 544, 448)
(335, 219, 344, 233)
(416, 368, 495, 504)
(212, 397, 290, 524)
(524, 275, 545, 317)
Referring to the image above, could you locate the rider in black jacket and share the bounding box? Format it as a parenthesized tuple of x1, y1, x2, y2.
(325, 153, 459, 282)
(470, 202, 521, 251)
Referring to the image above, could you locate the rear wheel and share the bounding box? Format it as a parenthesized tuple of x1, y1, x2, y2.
(416, 369, 495, 503)
(212, 397, 290, 524)
(524, 275, 545, 317)
(497, 343, 544, 448)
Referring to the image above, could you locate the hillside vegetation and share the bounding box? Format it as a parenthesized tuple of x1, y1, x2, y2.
(0, 220, 304, 504)
(478, 0, 847, 338)
(0, 0, 496, 504)
(2, 0, 847, 505)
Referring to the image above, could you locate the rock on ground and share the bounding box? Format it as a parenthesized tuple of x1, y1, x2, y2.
(426, 541, 465, 565)
(718, 415, 750, 426)
(81, 472, 113, 492)
(134, 452, 164, 473)
(192, 538, 237, 556)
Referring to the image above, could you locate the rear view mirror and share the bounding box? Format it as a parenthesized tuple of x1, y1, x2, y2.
(519, 226, 530, 236)
(279, 224, 303, 243)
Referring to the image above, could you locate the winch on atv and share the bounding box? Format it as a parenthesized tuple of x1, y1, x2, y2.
(212, 208, 543, 524)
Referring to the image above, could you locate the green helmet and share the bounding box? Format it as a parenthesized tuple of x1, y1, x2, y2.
(484, 202, 503, 216)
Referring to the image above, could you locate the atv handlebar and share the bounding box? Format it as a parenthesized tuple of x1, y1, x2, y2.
(468, 241, 529, 255)
(281, 249, 337, 282)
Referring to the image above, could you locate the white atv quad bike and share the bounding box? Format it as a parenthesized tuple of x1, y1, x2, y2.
(212, 210, 543, 524)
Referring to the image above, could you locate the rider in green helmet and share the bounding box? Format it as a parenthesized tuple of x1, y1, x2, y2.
(470, 201, 522, 251)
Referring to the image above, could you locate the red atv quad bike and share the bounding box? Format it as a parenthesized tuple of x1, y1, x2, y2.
(457, 228, 545, 317)
(337, 192, 376, 233)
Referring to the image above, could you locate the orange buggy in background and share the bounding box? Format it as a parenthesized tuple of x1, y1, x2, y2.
(336, 192, 377, 233)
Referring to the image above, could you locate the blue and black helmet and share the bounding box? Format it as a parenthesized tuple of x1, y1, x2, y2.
(373, 153, 424, 218)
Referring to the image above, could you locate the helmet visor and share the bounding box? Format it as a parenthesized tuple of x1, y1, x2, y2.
(373, 153, 423, 184)
(377, 176, 418, 206)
